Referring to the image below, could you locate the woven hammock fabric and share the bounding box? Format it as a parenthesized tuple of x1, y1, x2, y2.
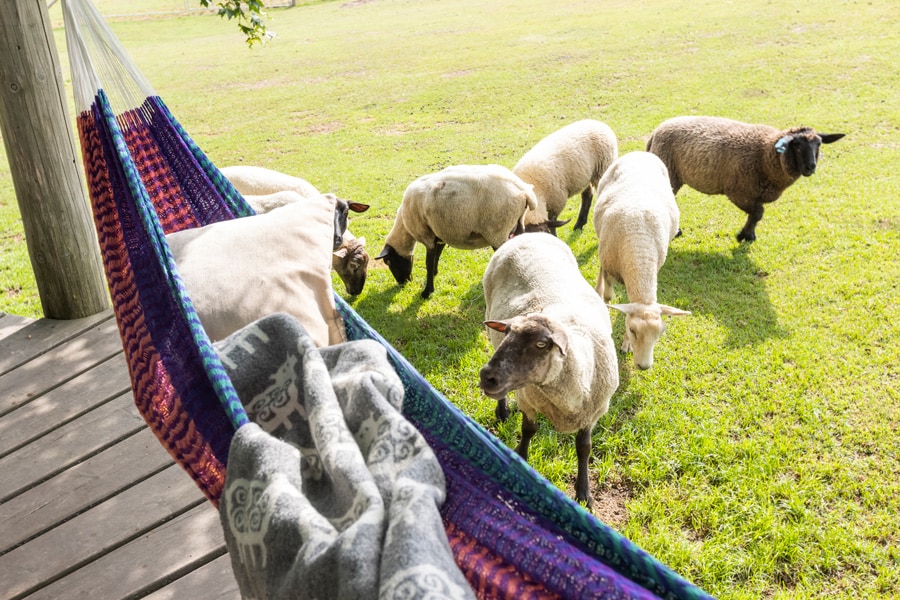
(63, 0, 714, 598)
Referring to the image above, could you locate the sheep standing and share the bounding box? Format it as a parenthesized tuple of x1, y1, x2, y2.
(376, 164, 537, 299)
(221, 165, 370, 250)
(513, 119, 618, 234)
(593, 151, 690, 370)
(479, 233, 619, 508)
(646, 116, 844, 242)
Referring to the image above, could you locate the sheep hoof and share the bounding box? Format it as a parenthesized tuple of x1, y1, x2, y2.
(737, 230, 756, 243)
(420, 288, 433, 299)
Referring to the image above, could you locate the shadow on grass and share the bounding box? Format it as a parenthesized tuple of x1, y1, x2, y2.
(350, 277, 487, 375)
(662, 243, 788, 348)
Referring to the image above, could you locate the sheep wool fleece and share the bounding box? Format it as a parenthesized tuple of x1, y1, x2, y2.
(214, 313, 474, 600)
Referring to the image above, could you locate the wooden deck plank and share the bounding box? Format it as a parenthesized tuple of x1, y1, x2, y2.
(0, 464, 207, 599)
(0, 353, 131, 456)
(141, 554, 241, 600)
(0, 313, 34, 342)
(0, 317, 123, 415)
(0, 312, 242, 599)
(21, 503, 228, 600)
(0, 310, 112, 377)
(0, 428, 176, 554)
(0, 392, 145, 503)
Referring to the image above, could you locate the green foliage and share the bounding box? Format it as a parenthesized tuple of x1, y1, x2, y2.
(2, 0, 899, 596)
(199, 0, 271, 46)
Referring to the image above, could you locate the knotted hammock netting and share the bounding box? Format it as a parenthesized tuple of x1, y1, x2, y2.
(61, 0, 713, 597)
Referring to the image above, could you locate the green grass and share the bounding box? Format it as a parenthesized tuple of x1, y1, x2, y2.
(2, 0, 899, 596)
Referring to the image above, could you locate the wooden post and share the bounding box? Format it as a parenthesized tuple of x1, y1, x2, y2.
(0, 0, 109, 319)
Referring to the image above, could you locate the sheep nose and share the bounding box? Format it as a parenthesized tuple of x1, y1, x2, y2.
(479, 367, 499, 391)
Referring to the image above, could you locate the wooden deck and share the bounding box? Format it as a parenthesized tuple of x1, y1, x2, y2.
(0, 310, 241, 600)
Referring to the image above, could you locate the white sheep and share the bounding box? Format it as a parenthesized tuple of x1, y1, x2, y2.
(376, 164, 538, 299)
(479, 233, 619, 508)
(220, 165, 322, 199)
(221, 165, 370, 250)
(593, 151, 690, 370)
(646, 116, 844, 242)
(513, 119, 618, 234)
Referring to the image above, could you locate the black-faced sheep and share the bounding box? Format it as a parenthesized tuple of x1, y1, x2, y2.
(593, 151, 690, 370)
(513, 119, 618, 234)
(222, 167, 371, 296)
(646, 116, 844, 242)
(376, 164, 538, 299)
(479, 233, 619, 508)
(221, 165, 370, 251)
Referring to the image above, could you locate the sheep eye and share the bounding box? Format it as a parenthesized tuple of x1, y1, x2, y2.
(535, 341, 548, 349)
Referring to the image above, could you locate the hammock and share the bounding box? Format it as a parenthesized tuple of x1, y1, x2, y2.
(62, 1, 713, 598)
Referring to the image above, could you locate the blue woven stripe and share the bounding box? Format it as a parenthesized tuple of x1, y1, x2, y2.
(335, 293, 713, 600)
(97, 90, 249, 430)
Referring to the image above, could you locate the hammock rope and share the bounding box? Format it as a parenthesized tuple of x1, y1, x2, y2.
(62, 0, 714, 597)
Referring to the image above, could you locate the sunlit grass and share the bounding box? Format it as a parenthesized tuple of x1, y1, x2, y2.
(1, 0, 898, 596)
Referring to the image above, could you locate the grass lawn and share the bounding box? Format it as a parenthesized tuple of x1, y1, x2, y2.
(2, 0, 899, 597)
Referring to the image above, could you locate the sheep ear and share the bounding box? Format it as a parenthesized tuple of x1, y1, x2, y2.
(820, 133, 845, 144)
(348, 202, 370, 213)
(609, 303, 639, 315)
(375, 246, 391, 260)
(333, 247, 349, 258)
(484, 320, 510, 334)
(549, 328, 569, 357)
(774, 135, 793, 154)
(658, 304, 691, 317)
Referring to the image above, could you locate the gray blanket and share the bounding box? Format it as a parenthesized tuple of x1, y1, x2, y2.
(214, 313, 474, 600)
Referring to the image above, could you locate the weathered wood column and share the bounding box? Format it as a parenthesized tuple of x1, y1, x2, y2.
(0, 0, 108, 319)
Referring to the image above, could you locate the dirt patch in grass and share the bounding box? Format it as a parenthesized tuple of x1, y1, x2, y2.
(591, 477, 633, 528)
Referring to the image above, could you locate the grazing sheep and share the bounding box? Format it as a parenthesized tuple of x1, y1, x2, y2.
(593, 151, 690, 370)
(376, 164, 538, 299)
(222, 166, 370, 250)
(513, 119, 618, 234)
(646, 116, 844, 242)
(479, 233, 619, 508)
(241, 189, 371, 296)
(332, 230, 369, 296)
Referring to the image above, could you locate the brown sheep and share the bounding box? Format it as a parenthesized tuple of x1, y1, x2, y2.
(646, 116, 844, 242)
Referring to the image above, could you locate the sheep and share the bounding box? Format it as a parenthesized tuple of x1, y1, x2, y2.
(221, 165, 370, 250)
(513, 119, 618, 235)
(593, 151, 690, 370)
(332, 229, 368, 296)
(478, 233, 619, 508)
(376, 164, 538, 299)
(646, 116, 844, 242)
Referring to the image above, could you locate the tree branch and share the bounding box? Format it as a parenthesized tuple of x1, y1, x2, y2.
(199, 0, 273, 47)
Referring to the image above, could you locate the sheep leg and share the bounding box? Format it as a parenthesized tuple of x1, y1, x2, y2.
(574, 427, 593, 508)
(420, 242, 446, 299)
(515, 412, 538, 461)
(495, 395, 510, 422)
(573, 187, 593, 230)
(737, 203, 764, 243)
(596, 268, 615, 303)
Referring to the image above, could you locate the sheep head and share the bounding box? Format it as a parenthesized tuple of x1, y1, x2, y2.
(479, 314, 569, 400)
(775, 128, 845, 178)
(375, 244, 413, 285)
(330, 195, 370, 250)
(333, 236, 369, 296)
(609, 303, 690, 370)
